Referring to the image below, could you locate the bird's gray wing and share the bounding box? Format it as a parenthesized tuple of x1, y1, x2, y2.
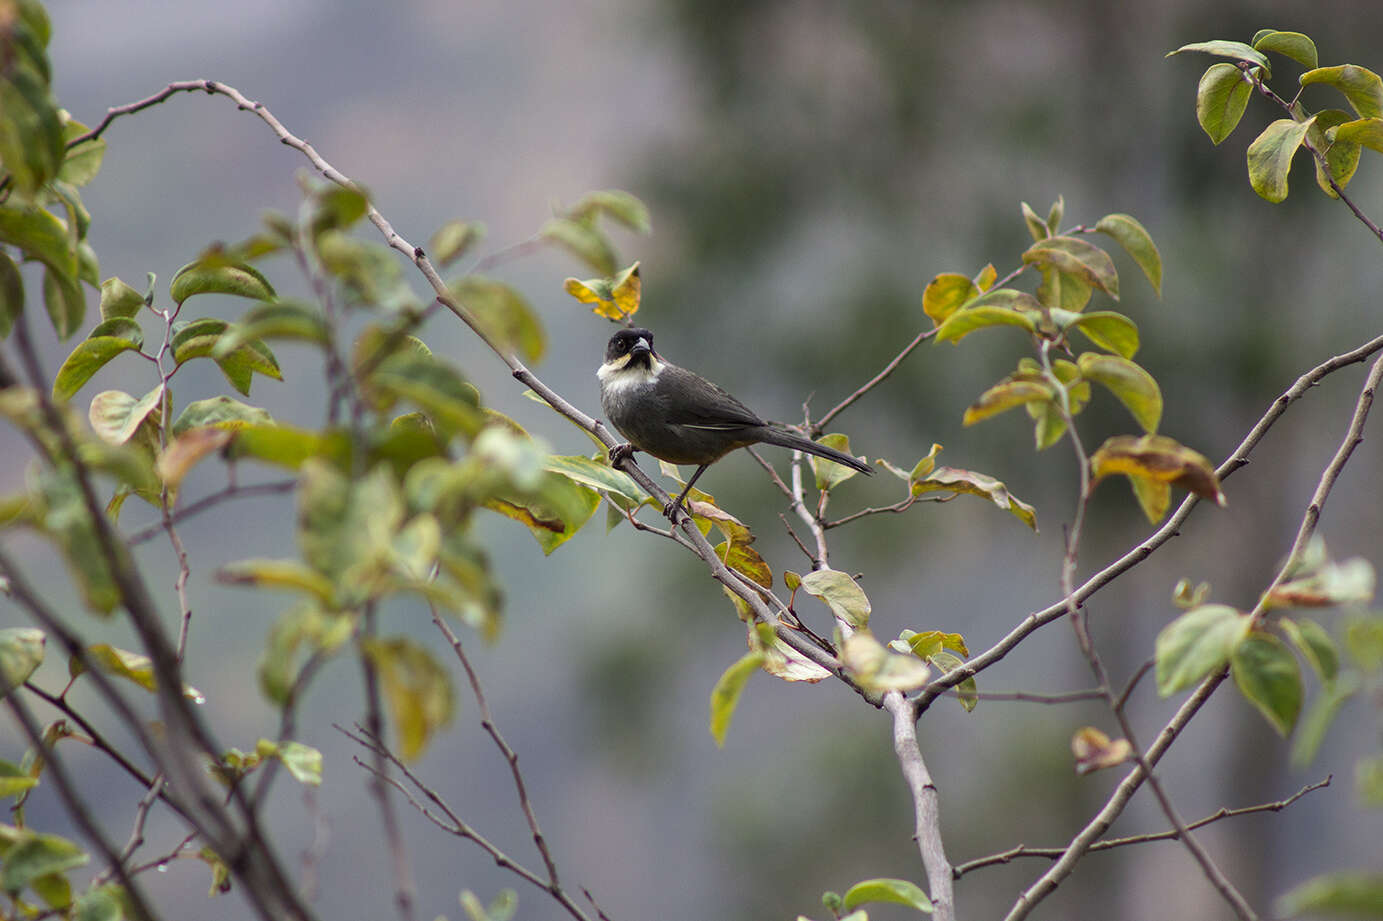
(661, 365, 765, 430)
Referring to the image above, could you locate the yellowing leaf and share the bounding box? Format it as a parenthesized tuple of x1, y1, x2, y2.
(362, 637, 454, 761)
(88, 385, 163, 446)
(963, 376, 1053, 426)
(922, 273, 978, 325)
(1071, 726, 1133, 774)
(1300, 64, 1383, 118)
(913, 465, 1038, 531)
(1090, 433, 1225, 517)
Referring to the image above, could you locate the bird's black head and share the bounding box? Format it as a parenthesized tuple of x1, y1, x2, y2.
(605, 327, 656, 365)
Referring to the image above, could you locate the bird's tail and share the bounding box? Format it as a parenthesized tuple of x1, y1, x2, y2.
(760, 426, 873, 474)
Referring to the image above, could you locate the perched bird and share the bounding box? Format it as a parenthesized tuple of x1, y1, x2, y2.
(598, 327, 872, 517)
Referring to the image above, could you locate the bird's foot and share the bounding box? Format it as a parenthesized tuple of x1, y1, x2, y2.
(609, 442, 636, 467)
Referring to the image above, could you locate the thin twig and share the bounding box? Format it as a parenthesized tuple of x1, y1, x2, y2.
(126, 479, 298, 545)
(6, 695, 162, 921)
(813, 327, 937, 434)
(956, 775, 1330, 877)
(430, 611, 563, 887)
(359, 609, 417, 921)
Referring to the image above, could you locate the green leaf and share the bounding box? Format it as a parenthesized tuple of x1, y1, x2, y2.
(0, 203, 76, 278)
(1279, 617, 1339, 683)
(1168, 40, 1271, 73)
(306, 183, 370, 239)
(0, 251, 23, 339)
(224, 423, 350, 470)
(709, 651, 765, 747)
(428, 220, 486, 267)
(0, 627, 45, 695)
(1230, 632, 1302, 735)
(800, 569, 871, 629)
(841, 878, 933, 913)
(1276, 871, 1383, 918)
(260, 739, 323, 786)
(52, 338, 140, 402)
(73, 884, 127, 921)
(0, 831, 87, 893)
(43, 267, 85, 340)
(0, 64, 65, 201)
(209, 301, 328, 355)
(59, 131, 106, 188)
(1069, 311, 1139, 358)
(488, 471, 600, 555)
(1300, 64, 1383, 118)
(1253, 31, 1318, 70)
(361, 636, 454, 761)
(1020, 201, 1050, 241)
(169, 257, 275, 304)
(1247, 117, 1315, 202)
(449, 276, 545, 363)
(543, 454, 642, 501)
(1076, 353, 1161, 432)
(1155, 603, 1250, 695)
(1022, 235, 1119, 300)
(98, 277, 145, 320)
(921, 273, 979, 326)
(1194, 63, 1252, 145)
(367, 352, 483, 439)
(809, 433, 865, 489)
(1291, 673, 1359, 768)
(298, 462, 401, 595)
(88, 386, 162, 446)
(540, 217, 616, 274)
(171, 395, 274, 436)
(567, 188, 651, 232)
(0, 760, 39, 798)
(933, 302, 1039, 344)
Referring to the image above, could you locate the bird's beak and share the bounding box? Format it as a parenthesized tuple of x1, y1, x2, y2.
(630, 337, 653, 357)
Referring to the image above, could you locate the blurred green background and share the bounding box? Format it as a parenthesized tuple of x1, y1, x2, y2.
(6, 1, 1382, 919)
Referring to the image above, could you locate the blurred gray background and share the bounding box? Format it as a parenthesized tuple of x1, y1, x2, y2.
(5, 0, 1382, 919)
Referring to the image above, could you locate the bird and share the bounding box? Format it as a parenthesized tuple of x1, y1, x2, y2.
(597, 327, 872, 517)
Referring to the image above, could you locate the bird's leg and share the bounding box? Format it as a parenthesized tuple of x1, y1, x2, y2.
(609, 442, 637, 467)
(666, 463, 710, 520)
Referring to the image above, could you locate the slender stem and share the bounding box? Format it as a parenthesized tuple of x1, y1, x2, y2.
(813, 328, 937, 434)
(956, 775, 1329, 877)
(6, 695, 162, 921)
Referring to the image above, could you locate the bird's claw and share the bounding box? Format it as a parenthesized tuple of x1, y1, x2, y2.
(609, 443, 636, 467)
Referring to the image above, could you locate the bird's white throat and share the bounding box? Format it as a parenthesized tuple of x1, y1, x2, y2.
(598, 354, 663, 393)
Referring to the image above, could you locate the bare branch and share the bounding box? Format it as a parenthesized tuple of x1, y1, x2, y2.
(884, 691, 954, 921)
(127, 479, 297, 546)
